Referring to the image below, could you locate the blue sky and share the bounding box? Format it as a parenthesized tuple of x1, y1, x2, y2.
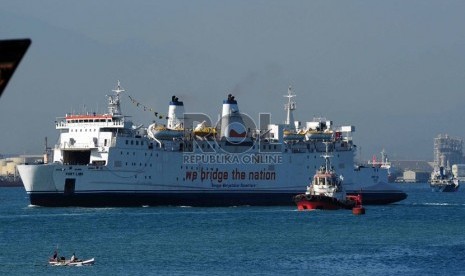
(1, 0, 465, 161)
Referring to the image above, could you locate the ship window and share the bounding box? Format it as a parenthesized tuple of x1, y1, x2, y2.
(131, 140, 134, 145)
(141, 141, 144, 146)
(136, 141, 139, 145)
(126, 140, 128, 145)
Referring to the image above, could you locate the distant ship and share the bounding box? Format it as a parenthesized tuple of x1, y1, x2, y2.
(18, 82, 406, 207)
(430, 166, 459, 192)
(0, 175, 22, 187)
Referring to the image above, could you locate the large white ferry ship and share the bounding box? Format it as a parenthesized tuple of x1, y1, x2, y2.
(18, 82, 406, 207)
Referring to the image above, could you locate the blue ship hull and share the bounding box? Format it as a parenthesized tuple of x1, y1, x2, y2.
(28, 189, 407, 207)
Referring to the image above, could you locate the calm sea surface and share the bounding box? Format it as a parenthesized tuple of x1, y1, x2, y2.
(1, 183, 465, 276)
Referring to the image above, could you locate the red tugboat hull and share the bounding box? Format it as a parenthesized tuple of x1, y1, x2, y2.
(294, 194, 355, 211)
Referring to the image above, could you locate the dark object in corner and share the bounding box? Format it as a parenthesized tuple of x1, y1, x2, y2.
(0, 38, 31, 97)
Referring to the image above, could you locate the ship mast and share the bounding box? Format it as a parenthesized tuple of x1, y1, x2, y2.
(108, 80, 125, 116)
(284, 85, 296, 130)
(322, 141, 333, 173)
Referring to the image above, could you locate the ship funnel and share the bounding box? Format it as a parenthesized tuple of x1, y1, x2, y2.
(220, 94, 247, 143)
(167, 95, 184, 129)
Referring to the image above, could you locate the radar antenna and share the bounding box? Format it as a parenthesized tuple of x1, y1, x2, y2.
(108, 80, 125, 115)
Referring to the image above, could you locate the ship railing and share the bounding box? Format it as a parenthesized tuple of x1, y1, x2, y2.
(55, 119, 126, 129)
(283, 140, 348, 153)
(56, 122, 126, 128)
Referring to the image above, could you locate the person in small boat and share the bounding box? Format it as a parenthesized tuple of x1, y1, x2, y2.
(70, 252, 77, 262)
(51, 250, 58, 261)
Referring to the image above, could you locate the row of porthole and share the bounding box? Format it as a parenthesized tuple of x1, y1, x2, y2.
(125, 139, 145, 146)
(134, 175, 153, 179)
(120, 151, 155, 157)
(124, 162, 153, 167)
(70, 129, 97, 132)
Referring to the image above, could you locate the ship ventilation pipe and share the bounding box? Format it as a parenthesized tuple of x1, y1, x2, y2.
(167, 95, 184, 129)
(220, 94, 246, 143)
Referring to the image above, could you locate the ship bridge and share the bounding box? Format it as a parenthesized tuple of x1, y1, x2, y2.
(55, 114, 127, 129)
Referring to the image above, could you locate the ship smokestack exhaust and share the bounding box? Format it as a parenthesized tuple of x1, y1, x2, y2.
(167, 95, 184, 129)
(220, 94, 247, 143)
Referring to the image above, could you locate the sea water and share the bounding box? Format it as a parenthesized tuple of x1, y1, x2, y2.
(1, 184, 464, 276)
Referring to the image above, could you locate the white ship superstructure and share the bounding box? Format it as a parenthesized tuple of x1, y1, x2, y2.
(18, 82, 405, 207)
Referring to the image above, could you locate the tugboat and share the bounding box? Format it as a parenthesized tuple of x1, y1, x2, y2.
(294, 142, 364, 212)
(430, 166, 460, 192)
